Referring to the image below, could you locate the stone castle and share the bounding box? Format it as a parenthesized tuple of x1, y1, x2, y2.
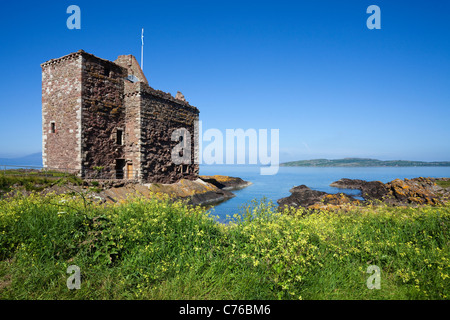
(41, 50, 199, 183)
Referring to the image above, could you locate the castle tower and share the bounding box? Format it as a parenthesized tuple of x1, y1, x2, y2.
(42, 50, 128, 178)
(41, 50, 200, 183)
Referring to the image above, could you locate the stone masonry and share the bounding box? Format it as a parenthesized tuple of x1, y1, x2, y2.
(41, 50, 199, 183)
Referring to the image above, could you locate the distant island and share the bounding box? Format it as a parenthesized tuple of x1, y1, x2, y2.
(280, 158, 450, 167)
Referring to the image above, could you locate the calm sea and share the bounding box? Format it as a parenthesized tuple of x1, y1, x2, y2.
(199, 165, 450, 222)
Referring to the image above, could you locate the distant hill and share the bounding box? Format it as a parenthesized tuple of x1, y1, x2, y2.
(0, 153, 42, 167)
(280, 158, 450, 167)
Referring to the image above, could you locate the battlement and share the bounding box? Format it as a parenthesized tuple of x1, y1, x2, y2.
(41, 50, 114, 68)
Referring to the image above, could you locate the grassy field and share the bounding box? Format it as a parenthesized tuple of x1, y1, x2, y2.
(0, 191, 449, 300)
(0, 170, 82, 194)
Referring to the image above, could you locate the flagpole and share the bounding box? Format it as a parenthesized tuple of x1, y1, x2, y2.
(141, 28, 144, 71)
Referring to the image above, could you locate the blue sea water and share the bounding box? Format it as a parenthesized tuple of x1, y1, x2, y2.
(199, 165, 450, 222)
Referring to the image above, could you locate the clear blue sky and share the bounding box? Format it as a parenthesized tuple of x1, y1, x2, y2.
(0, 0, 449, 161)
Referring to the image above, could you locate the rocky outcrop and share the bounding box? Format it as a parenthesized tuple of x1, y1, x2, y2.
(277, 185, 360, 211)
(329, 178, 390, 201)
(98, 176, 251, 206)
(331, 177, 450, 205)
(278, 177, 450, 211)
(199, 175, 252, 191)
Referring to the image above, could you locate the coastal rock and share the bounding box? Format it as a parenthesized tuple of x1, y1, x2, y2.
(278, 177, 450, 211)
(277, 185, 359, 210)
(146, 178, 236, 206)
(277, 185, 327, 208)
(329, 178, 390, 201)
(199, 175, 252, 190)
(386, 178, 446, 205)
(98, 175, 251, 206)
(331, 177, 450, 205)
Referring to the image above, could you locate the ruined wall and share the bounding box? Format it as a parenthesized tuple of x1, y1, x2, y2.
(137, 83, 200, 183)
(80, 53, 127, 178)
(41, 52, 83, 172)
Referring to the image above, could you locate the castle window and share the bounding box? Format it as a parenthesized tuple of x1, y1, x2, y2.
(104, 67, 111, 77)
(127, 75, 139, 83)
(116, 129, 123, 145)
(50, 122, 56, 133)
(116, 159, 125, 179)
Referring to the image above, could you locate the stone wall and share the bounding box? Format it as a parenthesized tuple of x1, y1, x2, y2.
(41, 52, 83, 172)
(80, 53, 128, 178)
(115, 55, 148, 84)
(137, 83, 200, 183)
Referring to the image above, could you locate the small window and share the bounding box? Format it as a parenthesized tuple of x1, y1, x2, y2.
(116, 129, 123, 145)
(127, 75, 140, 83)
(104, 68, 111, 77)
(50, 122, 56, 133)
(116, 159, 125, 179)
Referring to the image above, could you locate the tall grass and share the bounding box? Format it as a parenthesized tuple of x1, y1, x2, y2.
(0, 192, 449, 299)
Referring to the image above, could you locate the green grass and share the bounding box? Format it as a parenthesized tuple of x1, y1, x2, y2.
(0, 171, 82, 194)
(0, 192, 449, 300)
(436, 180, 450, 189)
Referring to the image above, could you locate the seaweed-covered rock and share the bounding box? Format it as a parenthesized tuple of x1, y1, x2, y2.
(330, 178, 389, 201)
(199, 175, 252, 190)
(278, 177, 450, 211)
(277, 185, 359, 210)
(331, 177, 449, 205)
(98, 176, 252, 206)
